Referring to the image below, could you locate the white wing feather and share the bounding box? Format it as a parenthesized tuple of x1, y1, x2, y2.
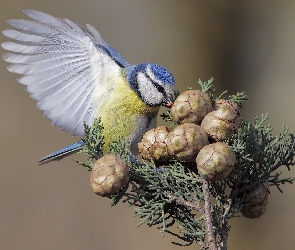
(2, 10, 124, 136)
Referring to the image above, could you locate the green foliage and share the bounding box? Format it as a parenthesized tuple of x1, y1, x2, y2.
(124, 161, 206, 246)
(198, 77, 248, 108)
(160, 110, 174, 123)
(76, 79, 295, 248)
(75, 118, 130, 171)
(225, 92, 248, 108)
(226, 114, 295, 195)
(75, 118, 105, 171)
(198, 77, 215, 98)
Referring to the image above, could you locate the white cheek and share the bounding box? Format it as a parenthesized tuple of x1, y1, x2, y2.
(137, 73, 162, 105)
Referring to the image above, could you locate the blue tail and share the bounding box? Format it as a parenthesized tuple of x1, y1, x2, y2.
(38, 141, 84, 165)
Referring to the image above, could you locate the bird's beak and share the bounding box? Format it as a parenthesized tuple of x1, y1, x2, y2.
(162, 96, 174, 108)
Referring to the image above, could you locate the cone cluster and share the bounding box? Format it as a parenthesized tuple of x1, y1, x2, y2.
(89, 89, 270, 219)
(138, 90, 240, 182)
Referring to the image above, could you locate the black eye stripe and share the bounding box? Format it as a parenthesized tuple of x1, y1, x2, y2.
(144, 72, 165, 93)
(157, 85, 165, 93)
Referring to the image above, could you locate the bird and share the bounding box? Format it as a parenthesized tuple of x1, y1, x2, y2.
(2, 10, 176, 165)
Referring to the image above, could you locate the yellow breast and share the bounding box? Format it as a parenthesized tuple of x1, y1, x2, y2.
(97, 76, 159, 151)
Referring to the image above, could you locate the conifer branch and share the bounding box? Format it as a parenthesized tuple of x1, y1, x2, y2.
(78, 79, 295, 249)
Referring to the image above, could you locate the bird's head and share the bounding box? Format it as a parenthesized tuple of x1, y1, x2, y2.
(127, 63, 175, 107)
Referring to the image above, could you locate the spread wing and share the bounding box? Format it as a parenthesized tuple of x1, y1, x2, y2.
(2, 9, 130, 136)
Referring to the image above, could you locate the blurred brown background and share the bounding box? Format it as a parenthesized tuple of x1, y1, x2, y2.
(1, 1, 295, 249)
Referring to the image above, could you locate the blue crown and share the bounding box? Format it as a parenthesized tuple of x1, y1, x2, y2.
(149, 64, 175, 85)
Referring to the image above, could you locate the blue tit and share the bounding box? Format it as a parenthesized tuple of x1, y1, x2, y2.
(2, 10, 176, 164)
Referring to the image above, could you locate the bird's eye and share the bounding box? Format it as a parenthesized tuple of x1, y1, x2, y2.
(157, 85, 165, 93)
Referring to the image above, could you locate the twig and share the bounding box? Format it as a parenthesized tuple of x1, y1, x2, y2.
(197, 240, 209, 250)
(202, 179, 217, 250)
(219, 219, 229, 250)
(219, 200, 230, 250)
(162, 191, 205, 213)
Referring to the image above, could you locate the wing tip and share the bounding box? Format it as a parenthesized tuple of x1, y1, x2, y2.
(2, 29, 9, 36)
(23, 9, 34, 14)
(1, 42, 7, 50)
(23, 9, 46, 18)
